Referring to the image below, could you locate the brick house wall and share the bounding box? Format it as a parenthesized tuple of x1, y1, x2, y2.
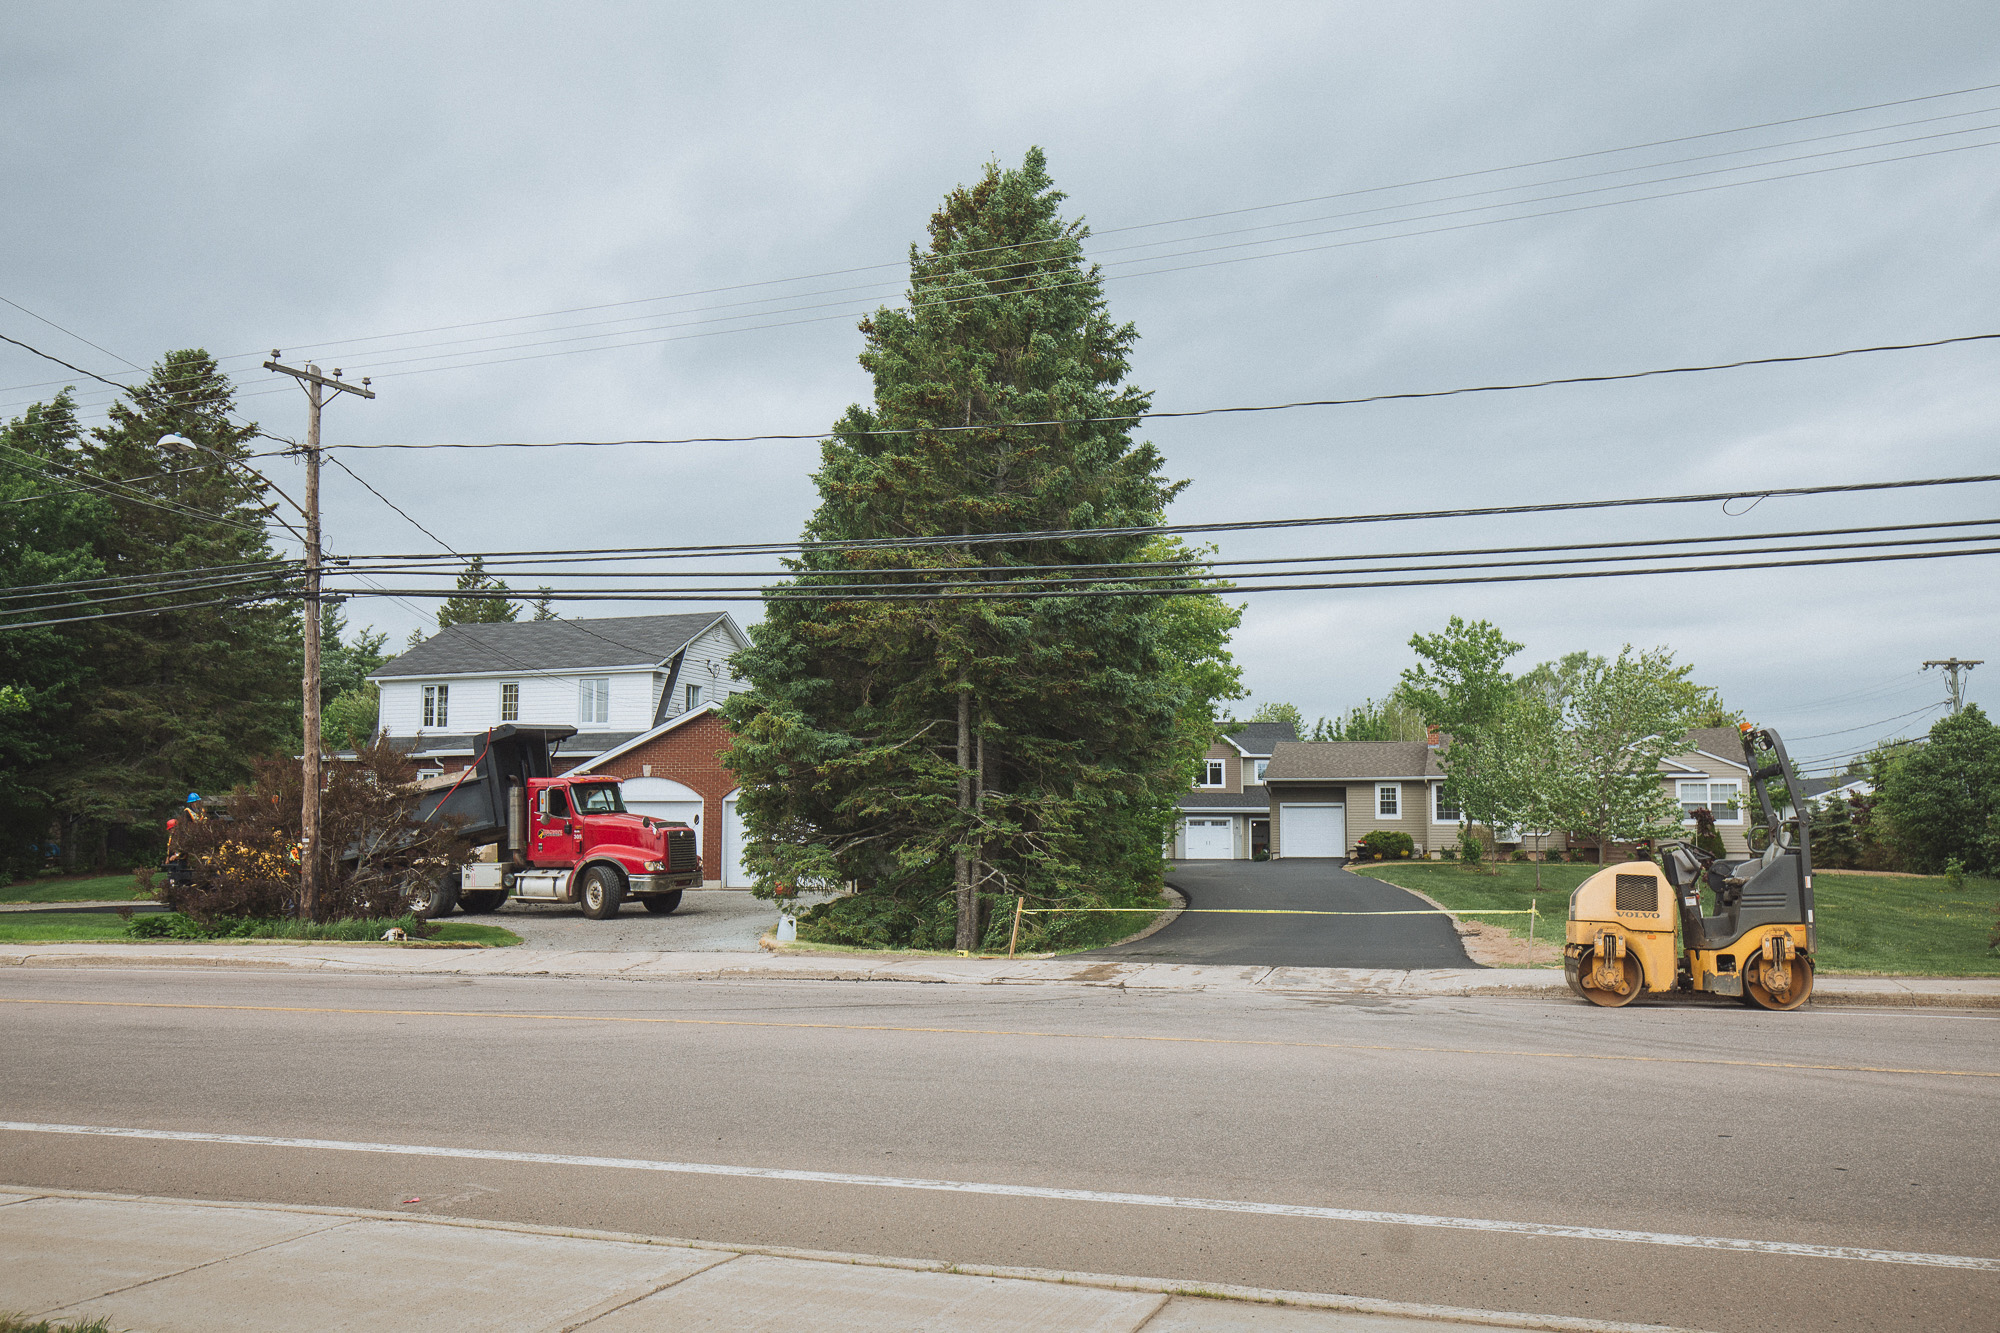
(575, 711, 738, 881)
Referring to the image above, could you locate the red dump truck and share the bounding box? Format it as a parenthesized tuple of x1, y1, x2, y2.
(407, 723, 701, 918)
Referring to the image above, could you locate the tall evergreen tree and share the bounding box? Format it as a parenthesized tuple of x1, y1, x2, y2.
(436, 556, 517, 627)
(48, 351, 299, 867)
(724, 150, 1239, 950)
(0, 393, 106, 874)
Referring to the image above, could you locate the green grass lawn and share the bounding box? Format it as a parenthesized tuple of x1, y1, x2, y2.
(1354, 861, 2000, 976)
(0, 912, 134, 942)
(0, 873, 155, 903)
(0, 912, 520, 947)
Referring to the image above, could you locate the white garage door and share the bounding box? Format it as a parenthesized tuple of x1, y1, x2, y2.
(1279, 804, 1346, 858)
(621, 777, 703, 841)
(1182, 818, 1235, 859)
(722, 790, 751, 887)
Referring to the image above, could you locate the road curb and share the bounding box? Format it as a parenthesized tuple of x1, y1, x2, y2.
(0, 944, 1992, 1007)
(0, 1186, 1710, 1332)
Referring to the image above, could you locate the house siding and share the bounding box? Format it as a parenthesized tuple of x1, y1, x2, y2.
(1344, 780, 1433, 852)
(378, 669, 663, 739)
(1668, 750, 1754, 856)
(662, 621, 749, 719)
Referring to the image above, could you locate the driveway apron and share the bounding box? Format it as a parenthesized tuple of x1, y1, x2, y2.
(1088, 859, 1476, 969)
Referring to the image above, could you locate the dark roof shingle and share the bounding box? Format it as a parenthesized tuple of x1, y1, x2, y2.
(1224, 721, 1298, 754)
(1263, 741, 1443, 782)
(371, 613, 724, 678)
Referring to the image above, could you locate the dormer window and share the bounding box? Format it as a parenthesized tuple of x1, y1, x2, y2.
(1200, 759, 1226, 788)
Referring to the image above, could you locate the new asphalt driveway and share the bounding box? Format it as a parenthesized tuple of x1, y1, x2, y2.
(1088, 859, 1476, 968)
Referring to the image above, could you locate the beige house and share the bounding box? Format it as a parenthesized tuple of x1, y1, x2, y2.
(1255, 727, 1757, 861)
(1171, 722, 1296, 859)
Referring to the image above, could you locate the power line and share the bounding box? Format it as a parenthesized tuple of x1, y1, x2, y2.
(326, 521, 2000, 585)
(321, 333, 2000, 452)
(20, 106, 2000, 411)
(1786, 701, 1954, 742)
(0, 593, 275, 632)
(349, 472, 2000, 565)
(0, 571, 302, 619)
(65, 77, 1994, 381)
(328, 542, 2000, 605)
(30, 103, 1975, 397)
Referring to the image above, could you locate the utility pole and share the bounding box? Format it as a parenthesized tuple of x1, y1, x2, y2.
(264, 354, 373, 921)
(1922, 658, 1983, 715)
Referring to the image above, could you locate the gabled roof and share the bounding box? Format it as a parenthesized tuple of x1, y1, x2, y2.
(1263, 740, 1443, 782)
(1679, 726, 1752, 770)
(1223, 721, 1298, 756)
(371, 613, 734, 679)
(566, 704, 723, 773)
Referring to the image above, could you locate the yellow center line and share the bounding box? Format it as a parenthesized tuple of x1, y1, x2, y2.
(2, 997, 1993, 1080)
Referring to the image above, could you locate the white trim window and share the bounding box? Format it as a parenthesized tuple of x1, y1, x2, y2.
(421, 683, 448, 729)
(1679, 780, 1742, 822)
(499, 681, 519, 722)
(1199, 759, 1226, 788)
(1433, 784, 1461, 823)
(685, 683, 702, 711)
(579, 677, 611, 726)
(1377, 783, 1400, 817)
(1253, 759, 1269, 783)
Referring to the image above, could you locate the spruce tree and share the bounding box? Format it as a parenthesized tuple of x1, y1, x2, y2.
(724, 150, 1239, 950)
(436, 556, 518, 627)
(53, 351, 299, 866)
(0, 393, 106, 874)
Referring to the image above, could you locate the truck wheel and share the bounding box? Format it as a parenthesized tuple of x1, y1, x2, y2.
(458, 889, 508, 914)
(579, 866, 625, 919)
(409, 874, 458, 918)
(641, 891, 684, 915)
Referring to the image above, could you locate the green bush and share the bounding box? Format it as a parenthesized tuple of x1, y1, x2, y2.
(127, 912, 438, 942)
(1357, 830, 1415, 858)
(1509, 849, 1530, 863)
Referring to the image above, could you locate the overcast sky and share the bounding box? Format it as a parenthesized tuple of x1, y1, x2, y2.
(4, 2, 1996, 772)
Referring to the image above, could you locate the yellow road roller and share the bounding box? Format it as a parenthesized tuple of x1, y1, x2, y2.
(1565, 723, 1814, 1010)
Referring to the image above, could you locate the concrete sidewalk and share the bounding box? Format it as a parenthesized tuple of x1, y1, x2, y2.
(0, 1188, 1699, 1332)
(1, 940, 1995, 1006)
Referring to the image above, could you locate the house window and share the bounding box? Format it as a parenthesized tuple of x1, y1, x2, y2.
(1680, 780, 1742, 821)
(1200, 759, 1226, 788)
(686, 683, 702, 711)
(579, 678, 610, 726)
(1253, 759, 1269, 783)
(1378, 783, 1400, 817)
(499, 682, 519, 722)
(421, 684, 448, 729)
(1434, 784, 1461, 822)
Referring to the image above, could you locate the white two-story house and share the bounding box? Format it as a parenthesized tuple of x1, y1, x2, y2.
(368, 612, 753, 774)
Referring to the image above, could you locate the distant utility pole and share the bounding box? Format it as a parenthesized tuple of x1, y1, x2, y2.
(264, 354, 374, 921)
(1922, 658, 1982, 715)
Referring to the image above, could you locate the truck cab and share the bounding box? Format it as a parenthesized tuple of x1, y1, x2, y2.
(441, 731, 702, 917)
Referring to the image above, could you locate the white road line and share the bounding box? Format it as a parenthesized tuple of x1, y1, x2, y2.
(4, 1121, 1993, 1273)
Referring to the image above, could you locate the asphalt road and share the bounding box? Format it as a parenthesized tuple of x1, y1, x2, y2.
(3, 968, 1994, 1331)
(1088, 858, 1477, 968)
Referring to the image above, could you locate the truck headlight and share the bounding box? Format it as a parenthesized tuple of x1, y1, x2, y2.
(645, 861, 665, 872)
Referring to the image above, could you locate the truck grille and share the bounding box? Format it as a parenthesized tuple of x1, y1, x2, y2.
(1614, 875, 1659, 913)
(666, 830, 699, 874)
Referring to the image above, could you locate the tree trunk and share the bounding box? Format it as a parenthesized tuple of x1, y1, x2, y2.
(954, 681, 976, 950)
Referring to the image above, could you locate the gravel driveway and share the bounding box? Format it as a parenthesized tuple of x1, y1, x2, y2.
(473, 889, 796, 952)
